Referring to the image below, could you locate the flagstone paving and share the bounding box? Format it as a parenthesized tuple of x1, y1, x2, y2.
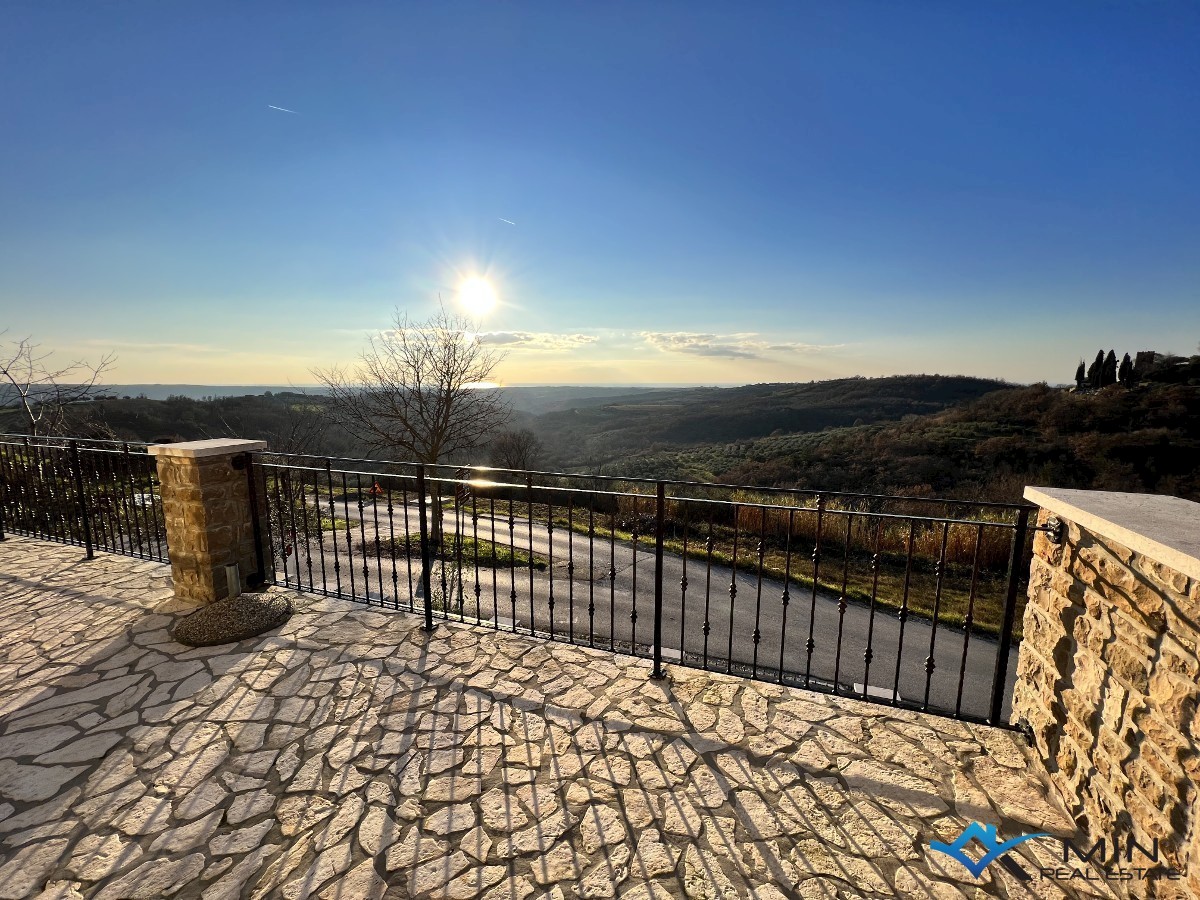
(0, 537, 1114, 900)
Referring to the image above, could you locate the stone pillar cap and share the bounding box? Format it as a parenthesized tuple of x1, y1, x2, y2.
(1025, 486, 1200, 581)
(148, 439, 268, 459)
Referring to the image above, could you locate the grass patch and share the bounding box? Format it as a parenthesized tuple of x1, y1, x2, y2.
(356, 534, 548, 571)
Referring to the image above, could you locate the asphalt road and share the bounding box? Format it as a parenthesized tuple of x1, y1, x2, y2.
(275, 497, 1018, 722)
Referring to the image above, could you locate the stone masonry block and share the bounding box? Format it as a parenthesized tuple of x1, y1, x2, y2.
(148, 439, 268, 606)
(1019, 488, 1200, 898)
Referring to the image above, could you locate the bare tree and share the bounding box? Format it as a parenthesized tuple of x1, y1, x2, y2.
(262, 397, 332, 456)
(313, 306, 510, 600)
(313, 306, 509, 464)
(491, 428, 544, 471)
(0, 333, 116, 436)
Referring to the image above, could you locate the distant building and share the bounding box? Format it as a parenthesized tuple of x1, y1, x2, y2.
(1133, 351, 1156, 378)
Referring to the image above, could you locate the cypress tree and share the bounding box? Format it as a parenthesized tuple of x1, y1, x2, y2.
(1102, 349, 1118, 386)
(1088, 350, 1104, 388)
(1074, 360, 1086, 387)
(1118, 353, 1134, 385)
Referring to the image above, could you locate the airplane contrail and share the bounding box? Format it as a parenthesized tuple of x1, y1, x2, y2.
(267, 105, 299, 114)
(498, 218, 516, 225)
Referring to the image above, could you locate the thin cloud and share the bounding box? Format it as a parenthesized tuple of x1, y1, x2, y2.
(78, 338, 220, 354)
(267, 105, 299, 114)
(498, 218, 516, 226)
(477, 331, 598, 351)
(639, 331, 844, 359)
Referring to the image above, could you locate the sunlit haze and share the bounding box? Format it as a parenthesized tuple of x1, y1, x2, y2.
(2, 3, 1197, 386)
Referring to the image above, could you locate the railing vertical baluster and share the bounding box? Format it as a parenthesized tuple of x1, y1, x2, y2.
(4, 444, 19, 537)
(955, 526, 985, 718)
(325, 460, 342, 597)
(356, 474, 370, 602)
(138, 452, 157, 557)
(891, 520, 917, 705)
(862, 518, 884, 699)
(106, 448, 129, 553)
(285, 470, 302, 587)
(454, 477, 465, 614)
(89, 449, 111, 553)
(651, 481, 666, 680)
(547, 494, 556, 640)
(679, 501, 689, 656)
(255, 463, 276, 588)
(416, 465, 434, 631)
(147, 454, 168, 560)
(297, 468, 314, 593)
(804, 494, 825, 688)
(471, 491, 481, 621)
(587, 504, 595, 647)
(630, 500, 639, 651)
(242, 453, 266, 588)
(832, 512, 854, 693)
(341, 472, 357, 600)
(122, 444, 147, 558)
(922, 522, 951, 711)
(401, 479, 414, 610)
(22, 438, 42, 540)
(702, 512, 715, 671)
(69, 440, 93, 560)
(312, 470, 326, 595)
(727, 503, 740, 674)
(608, 507, 617, 653)
(508, 498, 518, 633)
(0, 443, 7, 542)
(437, 479, 449, 613)
(567, 495, 575, 644)
(777, 509, 795, 683)
(270, 467, 288, 585)
(526, 474, 536, 634)
(57, 444, 73, 546)
(372, 479, 385, 606)
(990, 507, 1030, 725)
(386, 482, 399, 609)
(489, 496, 499, 628)
(3, 445, 21, 538)
(42, 443, 56, 543)
(750, 506, 767, 679)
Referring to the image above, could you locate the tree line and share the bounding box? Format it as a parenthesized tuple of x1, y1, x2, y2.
(1074, 349, 1135, 389)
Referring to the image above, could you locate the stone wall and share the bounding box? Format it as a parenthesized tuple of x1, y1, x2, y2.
(1013, 489, 1200, 898)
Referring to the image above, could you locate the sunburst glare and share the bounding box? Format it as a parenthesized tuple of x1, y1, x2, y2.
(458, 277, 498, 318)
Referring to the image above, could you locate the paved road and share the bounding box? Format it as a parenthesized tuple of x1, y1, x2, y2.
(274, 496, 1018, 722)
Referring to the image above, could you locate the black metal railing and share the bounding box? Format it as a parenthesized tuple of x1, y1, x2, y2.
(251, 451, 1035, 724)
(0, 434, 167, 562)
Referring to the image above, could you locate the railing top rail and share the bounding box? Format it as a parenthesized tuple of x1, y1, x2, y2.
(250, 449, 1033, 519)
(0, 433, 151, 449)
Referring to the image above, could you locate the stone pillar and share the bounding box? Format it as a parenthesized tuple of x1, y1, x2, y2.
(1013, 486, 1200, 899)
(148, 439, 268, 604)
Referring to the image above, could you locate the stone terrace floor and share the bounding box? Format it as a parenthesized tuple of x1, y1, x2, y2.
(0, 537, 1114, 900)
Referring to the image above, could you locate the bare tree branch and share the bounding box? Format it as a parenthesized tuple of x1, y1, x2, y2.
(0, 332, 116, 436)
(311, 306, 510, 465)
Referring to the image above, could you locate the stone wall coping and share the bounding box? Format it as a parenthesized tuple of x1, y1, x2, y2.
(1024, 486, 1200, 581)
(148, 439, 268, 459)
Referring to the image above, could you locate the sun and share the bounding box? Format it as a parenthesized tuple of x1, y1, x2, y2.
(458, 277, 498, 317)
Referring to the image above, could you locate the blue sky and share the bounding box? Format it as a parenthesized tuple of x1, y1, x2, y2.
(2, 2, 1197, 385)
